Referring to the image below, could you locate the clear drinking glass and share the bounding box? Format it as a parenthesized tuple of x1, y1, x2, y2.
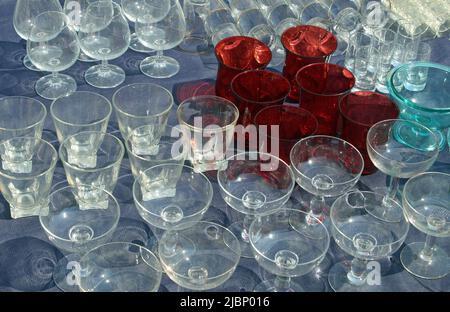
(133, 164, 213, 230)
(256, 0, 301, 36)
(59, 132, 125, 201)
(159, 221, 241, 290)
(177, 96, 239, 172)
(391, 21, 429, 67)
(78, 2, 131, 88)
(13, 0, 63, 71)
(50, 91, 112, 144)
(39, 185, 120, 292)
(136, 0, 187, 78)
(180, 0, 211, 54)
(400, 172, 449, 280)
(205, 0, 241, 46)
(249, 208, 330, 292)
(325, 0, 361, 35)
(374, 28, 397, 93)
(112, 83, 173, 155)
(360, 0, 389, 35)
(403, 42, 432, 91)
(217, 151, 295, 258)
(293, 0, 332, 27)
(0, 137, 57, 219)
(27, 11, 80, 100)
(79, 242, 162, 292)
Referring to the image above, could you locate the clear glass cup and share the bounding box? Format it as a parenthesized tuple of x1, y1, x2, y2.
(360, 0, 389, 35)
(112, 83, 173, 154)
(403, 42, 432, 91)
(205, 0, 242, 46)
(256, 0, 301, 36)
(39, 185, 120, 292)
(328, 191, 409, 291)
(217, 151, 295, 258)
(366, 119, 440, 222)
(78, 2, 131, 88)
(27, 11, 80, 100)
(133, 164, 213, 230)
(292, 0, 332, 26)
(0, 137, 58, 219)
(179, 0, 211, 54)
(59, 132, 125, 201)
(50, 91, 112, 144)
(159, 221, 241, 290)
(400, 172, 450, 280)
(374, 28, 397, 93)
(177, 96, 239, 172)
(325, 0, 361, 35)
(249, 208, 330, 292)
(78, 242, 162, 292)
(13, 0, 63, 71)
(391, 21, 429, 67)
(136, 0, 187, 78)
(290, 136, 364, 226)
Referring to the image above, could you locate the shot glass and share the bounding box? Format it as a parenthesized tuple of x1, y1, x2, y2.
(0, 137, 58, 219)
(391, 21, 429, 67)
(112, 83, 173, 155)
(404, 41, 432, 92)
(177, 96, 239, 172)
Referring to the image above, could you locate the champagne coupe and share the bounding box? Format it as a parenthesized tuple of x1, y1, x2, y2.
(13, 0, 63, 71)
(159, 221, 241, 290)
(78, 2, 131, 88)
(400, 172, 450, 279)
(366, 119, 439, 222)
(249, 208, 330, 292)
(217, 151, 295, 258)
(136, 0, 187, 78)
(39, 185, 120, 292)
(328, 191, 409, 291)
(27, 11, 80, 100)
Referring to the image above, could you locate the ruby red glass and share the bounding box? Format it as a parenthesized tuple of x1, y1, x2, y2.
(254, 105, 318, 163)
(281, 25, 337, 102)
(231, 70, 290, 127)
(338, 91, 399, 175)
(215, 36, 272, 102)
(296, 63, 355, 136)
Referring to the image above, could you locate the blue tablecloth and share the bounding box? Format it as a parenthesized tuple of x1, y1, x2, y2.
(0, 0, 449, 292)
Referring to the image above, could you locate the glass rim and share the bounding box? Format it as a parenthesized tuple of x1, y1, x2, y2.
(0, 136, 58, 180)
(50, 91, 112, 127)
(112, 83, 174, 118)
(290, 135, 364, 186)
(59, 131, 125, 172)
(28, 10, 71, 38)
(0, 96, 47, 132)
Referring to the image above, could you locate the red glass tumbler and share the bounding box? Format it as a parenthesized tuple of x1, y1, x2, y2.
(338, 91, 399, 175)
(215, 36, 272, 102)
(281, 25, 337, 101)
(296, 63, 355, 136)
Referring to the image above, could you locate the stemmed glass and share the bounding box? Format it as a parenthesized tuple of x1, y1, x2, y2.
(13, 0, 63, 71)
(136, 0, 187, 78)
(158, 221, 241, 290)
(400, 172, 450, 280)
(328, 191, 409, 291)
(39, 185, 120, 292)
(366, 119, 440, 222)
(78, 2, 131, 88)
(217, 151, 295, 258)
(78, 242, 162, 291)
(27, 11, 80, 100)
(290, 136, 364, 225)
(249, 208, 330, 292)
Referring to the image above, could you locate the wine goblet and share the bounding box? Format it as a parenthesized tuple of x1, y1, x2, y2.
(159, 221, 241, 290)
(133, 164, 213, 230)
(39, 185, 120, 292)
(27, 11, 80, 100)
(78, 2, 131, 88)
(400, 172, 450, 280)
(366, 119, 439, 222)
(217, 151, 295, 258)
(328, 191, 409, 291)
(13, 0, 63, 71)
(249, 208, 330, 292)
(79, 242, 162, 292)
(136, 0, 187, 78)
(290, 136, 364, 226)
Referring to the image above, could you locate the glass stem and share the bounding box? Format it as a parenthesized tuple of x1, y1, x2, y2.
(347, 257, 368, 286)
(242, 214, 255, 243)
(156, 50, 164, 59)
(274, 275, 292, 292)
(419, 235, 436, 262)
(385, 176, 400, 201)
(101, 59, 109, 69)
(308, 195, 326, 223)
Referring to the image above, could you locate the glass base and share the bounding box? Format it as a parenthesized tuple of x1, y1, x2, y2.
(35, 73, 77, 100)
(23, 55, 40, 71)
(400, 242, 449, 280)
(176, 36, 210, 55)
(10, 203, 47, 219)
(53, 254, 81, 292)
(189, 158, 228, 173)
(140, 55, 180, 79)
(129, 33, 154, 53)
(254, 279, 304, 292)
(78, 51, 97, 63)
(85, 64, 125, 89)
(228, 221, 254, 258)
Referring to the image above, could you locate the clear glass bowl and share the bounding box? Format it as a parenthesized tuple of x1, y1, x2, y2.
(158, 221, 241, 290)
